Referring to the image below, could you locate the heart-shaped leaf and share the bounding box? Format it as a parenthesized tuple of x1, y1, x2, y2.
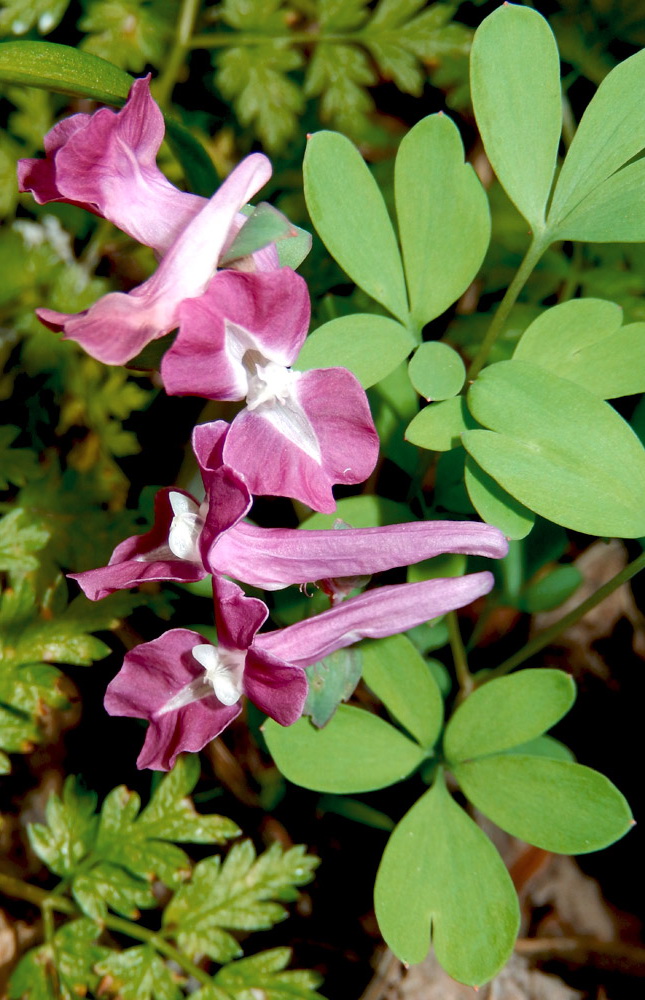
(514, 298, 645, 398)
(263, 705, 426, 793)
(470, 5, 561, 231)
(463, 360, 645, 537)
(374, 774, 519, 983)
(453, 755, 633, 854)
(395, 114, 490, 329)
(444, 669, 576, 762)
(304, 131, 409, 323)
(361, 635, 443, 749)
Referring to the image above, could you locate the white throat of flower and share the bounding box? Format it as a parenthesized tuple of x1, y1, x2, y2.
(157, 644, 245, 716)
(241, 350, 322, 464)
(167, 492, 207, 562)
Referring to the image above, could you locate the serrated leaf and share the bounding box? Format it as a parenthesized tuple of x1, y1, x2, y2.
(9, 919, 109, 1000)
(470, 4, 561, 231)
(295, 314, 414, 388)
(444, 669, 576, 763)
(374, 774, 519, 983)
(361, 635, 443, 749)
(396, 114, 490, 329)
(305, 43, 375, 134)
(453, 755, 634, 854)
(464, 360, 645, 537)
(0, 508, 50, 576)
(95, 946, 181, 1000)
(79, 0, 173, 73)
(0, 0, 70, 36)
(514, 298, 645, 398)
(0, 428, 41, 489)
(264, 705, 426, 793)
(163, 841, 318, 963)
(28, 777, 98, 876)
(73, 863, 155, 920)
(216, 43, 304, 153)
(304, 131, 409, 323)
(213, 948, 324, 999)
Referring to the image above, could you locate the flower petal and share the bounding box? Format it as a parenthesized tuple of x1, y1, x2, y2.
(104, 628, 239, 770)
(213, 519, 509, 590)
(69, 488, 206, 601)
(161, 268, 310, 399)
(244, 646, 308, 725)
(222, 367, 379, 512)
(38, 153, 273, 364)
(212, 575, 268, 652)
(256, 572, 495, 667)
(191, 421, 253, 561)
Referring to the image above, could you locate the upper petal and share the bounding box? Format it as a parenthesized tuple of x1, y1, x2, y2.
(212, 575, 269, 652)
(212, 519, 509, 590)
(244, 646, 308, 725)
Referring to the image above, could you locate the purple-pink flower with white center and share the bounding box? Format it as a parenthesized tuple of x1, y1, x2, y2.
(161, 270, 379, 511)
(105, 571, 495, 770)
(69, 422, 251, 600)
(70, 417, 507, 602)
(32, 152, 275, 365)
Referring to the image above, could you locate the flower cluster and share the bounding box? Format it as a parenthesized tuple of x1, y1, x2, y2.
(20, 79, 509, 770)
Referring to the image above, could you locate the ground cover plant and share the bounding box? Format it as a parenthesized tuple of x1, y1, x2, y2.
(1, 1, 645, 997)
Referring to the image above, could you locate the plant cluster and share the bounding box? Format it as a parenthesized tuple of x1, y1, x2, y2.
(1, 1, 645, 996)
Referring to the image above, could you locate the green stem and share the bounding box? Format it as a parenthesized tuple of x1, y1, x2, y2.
(466, 235, 550, 382)
(448, 611, 473, 697)
(0, 872, 214, 990)
(483, 547, 645, 682)
(155, 0, 202, 108)
(190, 30, 349, 48)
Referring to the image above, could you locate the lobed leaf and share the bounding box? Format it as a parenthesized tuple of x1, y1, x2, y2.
(212, 947, 324, 999)
(295, 314, 415, 389)
(94, 946, 181, 1000)
(374, 774, 519, 983)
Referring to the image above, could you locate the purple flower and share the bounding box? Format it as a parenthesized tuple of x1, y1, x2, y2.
(71, 418, 507, 602)
(161, 271, 380, 511)
(70, 422, 251, 600)
(105, 571, 495, 770)
(33, 152, 274, 365)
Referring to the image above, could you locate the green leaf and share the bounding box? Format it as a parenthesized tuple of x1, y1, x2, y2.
(395, 114, 490, 328)
(304, 131, 409, 323)
(95, 946, 181, 1000)
(548, 48, 645, 237)
(0, 428, 41, 489)
(213, 947, 324, 1000)
(508, 735, 575, 763)
(264, 705, 426, 793)
(405, 396, 475, 451)
(514, 298, 645, 398)
(453, 755, 634, 854)
(28, 777, 98, 876)
(79, 0, 172, 73)
(0, 508, 50, 577)
(444, 669, 576, 763)
(304, 647, 363, 728)
(470, 5, 561, 230)
(163, 841, 318, 963)
(408, 341, 466, 401)
(374, 774, 519, 982)
(276, 223, 313, 270)
(0, 40, 131, 101)
(520, 565, 582, 613)
(0, 0, 70, 36)
(463, 360, 645, 537)
(216, 42, 305, 153)
(9, 919, 109, 1000)
(220, 202, 295, 265)
(464, 456, 535, 541)
(361, 634, 443, 748)
(295, 314, 414, 389)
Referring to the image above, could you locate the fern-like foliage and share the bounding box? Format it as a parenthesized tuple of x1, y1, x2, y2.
(208, 0, 471, 150)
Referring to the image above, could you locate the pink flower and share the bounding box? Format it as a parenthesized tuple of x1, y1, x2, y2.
(105, 571, 495, 770)
(35, 153, 274, 365)
(161, 271, 379, 511)
(72, 418, 508, 600)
